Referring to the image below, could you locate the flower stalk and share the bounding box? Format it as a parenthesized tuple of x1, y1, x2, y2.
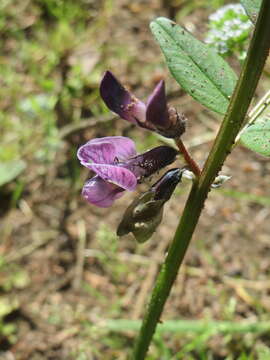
(175, 137, 201, 176)
(132, 1, 270, 358)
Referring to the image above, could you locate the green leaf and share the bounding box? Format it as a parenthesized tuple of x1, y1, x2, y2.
(0, 160, 26, 186)
(240, 117, 270, 156)
(241, 0, 262, 24)
(150, 17, 237, 114)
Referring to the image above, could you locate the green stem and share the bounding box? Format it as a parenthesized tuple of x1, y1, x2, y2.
(132, 1, 270, 359)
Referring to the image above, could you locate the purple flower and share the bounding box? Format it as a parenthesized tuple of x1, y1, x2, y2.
(77, 136, 177, 208)
(100, 71, 186, 138)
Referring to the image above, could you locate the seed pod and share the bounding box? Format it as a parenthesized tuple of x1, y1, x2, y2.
(117, 168, 183, 243)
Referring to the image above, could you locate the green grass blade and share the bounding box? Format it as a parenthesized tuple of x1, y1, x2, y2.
(103, 319, 270, 335)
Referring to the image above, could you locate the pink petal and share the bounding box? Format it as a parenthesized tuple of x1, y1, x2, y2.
(77, 142, 115, 166)
(88, 164, 137, 191)
(77, 136, 137, 167)
(99, 136, 137, 160)
(100, 71, 146, 124)
(82, 176, 124, 207)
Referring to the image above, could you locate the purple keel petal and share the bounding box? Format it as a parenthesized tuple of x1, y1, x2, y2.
(146, 80, 170, 129)
(89, 164, 137, 191)
(100, 71, 146, 124)
(77, 136, 137, 167)
(82, 176, 124, 207)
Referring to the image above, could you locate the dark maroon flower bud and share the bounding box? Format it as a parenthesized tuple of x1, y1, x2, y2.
(152, 167, 183, 201)
(100, 71, 186, 139)
(100, 71, 146, 125)
(145, 80, 169, 129)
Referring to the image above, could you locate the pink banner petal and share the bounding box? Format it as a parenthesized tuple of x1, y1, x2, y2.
(77, 136, 137, 167)
(78, 142, 115, 166)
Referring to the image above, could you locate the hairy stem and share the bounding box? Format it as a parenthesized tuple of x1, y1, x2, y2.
(132, 1, 270, 359)
(175, 138, 201, 176)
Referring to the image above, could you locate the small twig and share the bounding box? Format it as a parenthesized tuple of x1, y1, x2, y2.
(58, 114, 116, 139)
(175, 137, 201, 176)
(73, 220, 87, 290)
(156, 132, 216, 149)
(85, 248, 152, 265)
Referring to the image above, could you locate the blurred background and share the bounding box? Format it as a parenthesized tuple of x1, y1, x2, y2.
(1, 0, 270, 359)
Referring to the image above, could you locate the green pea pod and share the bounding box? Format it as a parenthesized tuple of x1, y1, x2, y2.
(117, 168, 183, 243)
